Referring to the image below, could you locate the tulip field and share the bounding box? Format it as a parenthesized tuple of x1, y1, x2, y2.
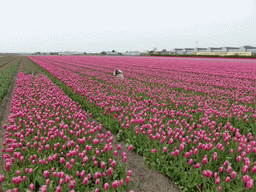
(1, 57, 134, 192)
(1, 55, 256, 191)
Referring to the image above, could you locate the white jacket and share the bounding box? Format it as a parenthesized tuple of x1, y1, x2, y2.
(113, 69, 124, 80)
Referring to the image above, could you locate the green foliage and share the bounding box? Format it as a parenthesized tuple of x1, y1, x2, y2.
(0, 57, 21, 104)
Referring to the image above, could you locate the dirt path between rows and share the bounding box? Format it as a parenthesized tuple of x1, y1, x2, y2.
(0, 59, 22, 174)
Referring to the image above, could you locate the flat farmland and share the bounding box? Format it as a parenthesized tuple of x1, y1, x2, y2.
(1, 56, 256, 191)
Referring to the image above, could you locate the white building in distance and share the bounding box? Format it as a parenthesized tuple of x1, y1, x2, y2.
(106, 51, 119, 56)
(123, 51, 140, 56)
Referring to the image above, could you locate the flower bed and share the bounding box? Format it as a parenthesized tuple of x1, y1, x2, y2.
(1, 72, 134, 192)
(27, 56, 256, 191)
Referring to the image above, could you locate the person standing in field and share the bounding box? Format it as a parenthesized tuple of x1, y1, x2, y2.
(113, 68, 124, 80)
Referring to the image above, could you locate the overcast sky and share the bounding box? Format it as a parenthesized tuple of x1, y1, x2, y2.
(0, 0, 256, 53)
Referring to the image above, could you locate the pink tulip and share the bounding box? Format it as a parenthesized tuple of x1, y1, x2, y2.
(112, 180, 119, 189)
(215, 177, 220, 185)
(60, 157, 65, 164)
(103, 183, 109, 190)
(56, 186, 62, 192)
(107, 168, 113, 176)
(101, 162, 105, 169)
(125, 176, 130, 183)
(243, 175, 250, 183)
(30, 184, 34, 190)
(45, 144, 50, 150)
(29, 168, 33, 174)
(69, 180, 76, 189)
(226, 166, 232, 173)
(225, 176, 230, 183)
(236, 156, 242, 162)
(43, 171, 50, 178)
(242, 165, 249, 173)
(83, 177, 88, 185)
(188, 159, 193, 165)
(246, 179, 254, 189)
(127, 170, 132, 176)
(223, 160, 229, 167)
(251, 166, 256, 173)
(59, 179, 63, 185)
(128, 145, 133, 151)
(202, 157, 208, 164)
(231, 171, 237, 179)
(0, 175, 5, 183)
(65, 175, 70, 183)
(174, 149, 179, 156)
(151, 149, 157, 154)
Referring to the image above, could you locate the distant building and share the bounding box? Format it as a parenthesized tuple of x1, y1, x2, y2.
(106, 51, 119, 56)
(183, 48, 194, 54)
(240, 46, 256, 55)
(35, 52, 51, 55)
(161, 50, 172, 55)
(72, 52, 85, 55)
(58, 51, 84, 55)
(123, 51, 140, 56)
(88, 53, 101, 55)
(171, 48, 183, 55)
(208, 47, 223, 52)
(140, 52, 149, 56)
(194, 48, 208, 52)
(222, 47, 241, 52)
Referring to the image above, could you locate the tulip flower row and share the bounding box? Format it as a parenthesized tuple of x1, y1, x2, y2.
(27, 56, 256, 191)
(1, 71, 134, 192)
(0, 56, 17, 69)
(0, 56, 18, 68)
(0, 57, 21, 104)
(20, 57, 39, 75)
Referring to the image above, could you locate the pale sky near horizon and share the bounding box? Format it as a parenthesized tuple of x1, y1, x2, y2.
(0, 0, 256, 53)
